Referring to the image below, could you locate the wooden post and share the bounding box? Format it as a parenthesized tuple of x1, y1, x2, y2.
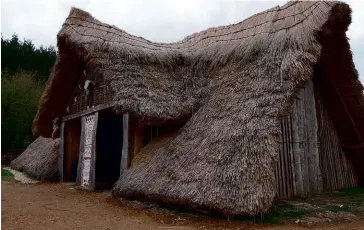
(304, 80, 322, 193)
(59, 122, 65, 182)
(76, 117, 85, 185)
(120, 113, 129, 176)
(292, 95, 304, 196)
(90, 112, 98, 190)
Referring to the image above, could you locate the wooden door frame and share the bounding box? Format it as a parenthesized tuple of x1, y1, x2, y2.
(59, 118, 82, 182)
(60, 112, 132, 189)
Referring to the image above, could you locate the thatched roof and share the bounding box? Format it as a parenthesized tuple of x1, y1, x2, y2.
(33, 1, 364, 215)
(11, 137, 60, 181)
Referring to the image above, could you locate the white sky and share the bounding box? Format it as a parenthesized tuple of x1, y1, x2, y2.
(1, 0, 363, 82)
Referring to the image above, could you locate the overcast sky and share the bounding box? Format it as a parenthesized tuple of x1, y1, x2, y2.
(2, 0, 363, 82)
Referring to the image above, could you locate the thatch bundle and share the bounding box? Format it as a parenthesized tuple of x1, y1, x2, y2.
(33, 1, 364, 216)
(11, 137, 60, 181)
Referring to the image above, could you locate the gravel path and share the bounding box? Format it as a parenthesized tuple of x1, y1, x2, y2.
(2, 181, 364, 230)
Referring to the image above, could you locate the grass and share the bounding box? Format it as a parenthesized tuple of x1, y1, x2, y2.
(120, 187, 364, 225)
(249, 187, 364, 224)
(22, 171, 35, 180)
(260, 203, 315, 224)
(1, 167, 15, 181)
(325, 204, 351, 213)
(268, 204, 313, 217)
(337, 187, 364, 196)
(132, 199, 316, 225)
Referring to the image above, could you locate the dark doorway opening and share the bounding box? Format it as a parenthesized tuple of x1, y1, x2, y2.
(142, 121, 186, 147)
(95, 109, 123, 190)
(128, 118, 187, 165)
(63, 118, 81, 182)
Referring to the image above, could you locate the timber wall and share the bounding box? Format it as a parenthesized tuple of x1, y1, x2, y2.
(316, 90, 357, 192)
(276, 80, 357, 198)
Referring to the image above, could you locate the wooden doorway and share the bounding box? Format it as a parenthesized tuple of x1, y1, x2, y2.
(95, 109, 123, 189)
(63, 118, 81, 182)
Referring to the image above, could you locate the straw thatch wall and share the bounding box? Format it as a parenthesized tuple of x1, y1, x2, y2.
(11, 137, 60, 181)
(33, 1, 364, 216)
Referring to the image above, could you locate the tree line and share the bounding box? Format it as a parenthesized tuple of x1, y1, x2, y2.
(2, 34, 57, 83)
(2, 34, 57, 152)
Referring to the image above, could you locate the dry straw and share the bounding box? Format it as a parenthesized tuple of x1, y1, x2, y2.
(11, 137, 60, 181)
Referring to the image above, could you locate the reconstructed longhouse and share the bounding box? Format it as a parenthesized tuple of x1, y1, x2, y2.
(12, 1, 364, 216)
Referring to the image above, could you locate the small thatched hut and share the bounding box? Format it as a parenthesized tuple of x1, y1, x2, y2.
(28, 1, 363, 216)
(11, 137, 60, 181)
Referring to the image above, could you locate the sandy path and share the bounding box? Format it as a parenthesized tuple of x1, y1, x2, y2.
(2, 181, 364, 230)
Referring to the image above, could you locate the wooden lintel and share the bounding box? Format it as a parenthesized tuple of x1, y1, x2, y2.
(62, 103, 112, 122)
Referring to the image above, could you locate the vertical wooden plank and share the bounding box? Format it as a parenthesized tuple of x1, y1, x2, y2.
(278, 120, 284, 197)
(59, 122, 65, 182)
(291, 101, 300, 196)
(282, 117, 290, 197)
(282, 117, 288, 198)
(128, 115, 133, 167)
(129, 117, 135, 165)
(280, 119, 285, 198)
(120, 113, 130, 176)
(287, 115, 295, 197)
(89, 112, 98, 190)
(315, 89, 358, 192)
(305, 83, 313, 192)
(297, 89, 306, 195)
(300, 89, 309, 196)
(337, 144, 345, 189)
(301, 87, 310, 195)
(284, 115, 293, 198)
(274, 154, 279, 197)
(316, 94, 329, 191)
(288, 80, 321, 197)
(323, 106, 333, 190)
(325, 107, 338, 190)
(78, 113, 98, 190)
(76, 117, 85, 185)
(289, 114, 297, 197)
(306, 81, 321, 193)
(282, 116, 289, 198)
(275, 118, 281, 197)
(337, 126, 346, 189)
(332, 120, 343, 189)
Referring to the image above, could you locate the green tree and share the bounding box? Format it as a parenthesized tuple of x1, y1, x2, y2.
(1, 34, 57, 83)
(1, 34, 56, 151)
(1, 71, 43, 151)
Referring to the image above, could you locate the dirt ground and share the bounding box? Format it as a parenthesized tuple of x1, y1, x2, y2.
(2, 181, 364, 230)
